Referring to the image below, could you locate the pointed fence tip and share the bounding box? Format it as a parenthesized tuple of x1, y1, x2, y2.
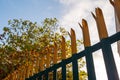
(95, 7, 101, 11)
(95, 7, 100, 12)
(62, 36, 65, 41)
(71, 28, 76, 37)
(82, 19, 86, 22)
(109, 0, 114, 6)
(82, 19, 87, 26)
(78, 22, 83, 29)
(91, 12, 96, 20)
(71, 28, 74, 32)
(68, 31, 71, 38)
(54, 42, 57, 48)
(95, 7, 102, 15)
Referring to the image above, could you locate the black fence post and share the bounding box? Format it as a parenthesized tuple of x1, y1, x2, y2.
(26, 32, 120, 80)
(101, 39, 119, 80)
(72, 54, 79, 80)
(45, 72, 49, 80)
(38, 74, 42, 80)
(38, 77, 42, 80)
(79, 19, 96, 80)
(62, 60, 66, 80)
(85, 47, 96, 80)
(53, 69, 57, 80)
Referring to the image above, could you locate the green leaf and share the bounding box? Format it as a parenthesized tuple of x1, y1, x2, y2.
(3, 27, 9, 32)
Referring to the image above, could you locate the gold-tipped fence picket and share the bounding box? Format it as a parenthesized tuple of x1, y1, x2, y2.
(3, 0, 120, 80)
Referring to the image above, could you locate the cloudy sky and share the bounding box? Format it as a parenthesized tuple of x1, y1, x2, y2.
(0, 0, 120, 79)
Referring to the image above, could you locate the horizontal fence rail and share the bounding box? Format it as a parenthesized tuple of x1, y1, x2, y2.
(3, 0, 120, 80)
(26, 32, 120, 80)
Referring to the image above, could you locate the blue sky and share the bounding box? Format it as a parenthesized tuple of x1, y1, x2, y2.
(0, 0, 63, 33)
(0, 0, 120, 79)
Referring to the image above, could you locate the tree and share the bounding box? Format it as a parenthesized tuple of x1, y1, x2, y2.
(0, 18, 87, 79)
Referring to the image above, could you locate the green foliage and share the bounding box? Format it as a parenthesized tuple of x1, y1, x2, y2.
(0, 18, 87, 79)
(1, 18, 60, 52)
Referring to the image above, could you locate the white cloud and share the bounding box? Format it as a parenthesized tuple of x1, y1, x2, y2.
(58, 0, 115, 43)
(58, 0, 120, 79)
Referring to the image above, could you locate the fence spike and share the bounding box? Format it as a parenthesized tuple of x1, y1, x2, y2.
(35, 53, 39, 73)
(79, 19, 96, 80)
(110, 0, 120, 56)
(79, 19, 91, 47)
(112, 0, 120, 23)
(20, 66, 25, 80)
(82, 19, 91, 46)
(109, 0, 115, 6)
(26, 64, 30, 78)
(53, 42, 58, 64)
(71, 28, 77, 54)
(46, 48, 50, 68)
(40, 56, 45, 71)
(93, 7, 108, 40)
(78, 22, 83, 29)
(62, 36, 66, 59)
(91, 12, 97, 20)
(68, 31, 71, 39)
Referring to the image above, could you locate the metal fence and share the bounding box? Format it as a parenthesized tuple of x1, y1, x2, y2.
(3, 0, 120, 80)
(26, 28, 120, 80)
(26, 0, 120, 80)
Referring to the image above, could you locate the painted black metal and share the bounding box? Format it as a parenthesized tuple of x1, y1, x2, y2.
(101, 41, 119, 80)
(62, 60, 66, 80)
(85, 47, 96, 80)
(53, 68, 57, 80)
(26, 32, 120, 80)
(45, 70, 49, 80)
(72, 54, 79, 80)
(38, 75, 42, 80)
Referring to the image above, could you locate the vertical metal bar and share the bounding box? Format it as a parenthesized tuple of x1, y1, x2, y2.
(110, 0, 120, 23)
(53, 69, 57, 80)
(70, 29, 79, 80)
(53, 42, 58, 64)
(62, 60, 66, 80)
(85, 47, 96, 80)
(40, 57, 44, 71)
(61, 37, 66, 80)
(38, 75, 42, 80)
(78, 19, 91, 47)
(92, 7, 119, 80)
(53, 43, 57, 80)
(72, 54, 79, 80)
(101, 42, 119, 80)
(39, 56, 45, 80)
(46, 47, 50, 68)
(71, 28, 77, 54)
(110, 0, 120, 56)
(44, 47, 49, 80)
(45, 72, 49, 80)
(79, 19, 96, 80)
(61, 36, 66, 60)
(22, 65, 26, 79)
(92, 8, 108, 40)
